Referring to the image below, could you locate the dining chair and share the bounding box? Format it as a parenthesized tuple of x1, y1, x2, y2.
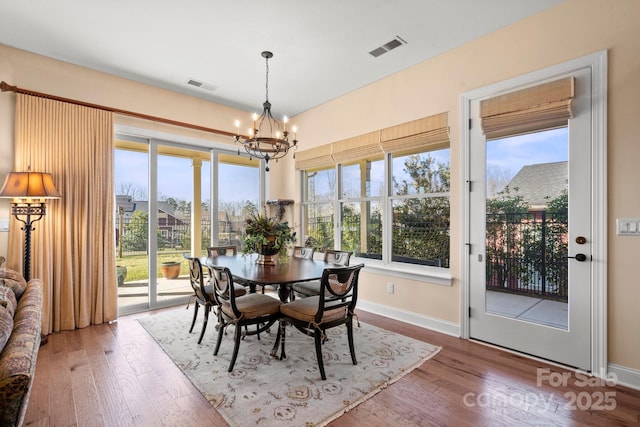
(206, 245, 238, 257)
(277, 263, 365, 380)
(292, 246, 315, 260)
(206, 244, 265, 291)
(291, 249, 352, 299)
(183, 253, 246, 344)
(210, 265, 282, 372)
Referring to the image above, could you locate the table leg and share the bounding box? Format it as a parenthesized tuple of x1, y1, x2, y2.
(277, 283, 291, 302)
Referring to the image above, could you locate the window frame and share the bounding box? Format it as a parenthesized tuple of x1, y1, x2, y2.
(300, 151, 452, 286)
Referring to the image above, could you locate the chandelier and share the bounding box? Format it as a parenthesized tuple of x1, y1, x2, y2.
(234, 51, 298, 171)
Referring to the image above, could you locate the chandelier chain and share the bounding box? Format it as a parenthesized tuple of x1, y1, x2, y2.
(265, 55, 269, 102)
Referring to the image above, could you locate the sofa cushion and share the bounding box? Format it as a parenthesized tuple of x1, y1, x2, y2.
(0, 304, 13, 351)
(0, 286, 17, 318)
(0, 268, 28, 299)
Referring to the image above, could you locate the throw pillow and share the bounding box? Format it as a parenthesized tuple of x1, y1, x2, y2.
(0, 304, 13, 351)
(0, 286, 17, 318)
(0, 268, 28, 299)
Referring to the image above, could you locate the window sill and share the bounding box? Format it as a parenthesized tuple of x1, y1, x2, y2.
(354, 257, 452, 286)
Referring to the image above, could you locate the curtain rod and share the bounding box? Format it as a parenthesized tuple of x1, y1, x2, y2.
(0, 81, 238, 138)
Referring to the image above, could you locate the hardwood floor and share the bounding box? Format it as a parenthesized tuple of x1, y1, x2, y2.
(24, 307, 640, 426)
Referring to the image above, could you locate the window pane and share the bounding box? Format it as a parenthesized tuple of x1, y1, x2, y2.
(392, 149, 450, 195)
(392, 197, 450, 267)
(342, 160, 385, 198)
(218, 160, 260, 250)
(304, 202, 334, 251)
(304, 168, 336, 202)
(340, 201, 382, 259)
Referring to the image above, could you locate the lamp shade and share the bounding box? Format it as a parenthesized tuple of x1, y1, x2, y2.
(0, 171, 61, 200)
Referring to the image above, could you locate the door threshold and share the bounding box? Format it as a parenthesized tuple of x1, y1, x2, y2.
(469, 337, 588, 374)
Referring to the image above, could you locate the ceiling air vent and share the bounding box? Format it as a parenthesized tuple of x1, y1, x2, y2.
(186, 78, 216, 92)
(369, 36, 407, 58)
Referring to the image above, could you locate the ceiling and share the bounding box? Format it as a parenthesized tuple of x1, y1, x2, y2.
(0, 0, 564, 117)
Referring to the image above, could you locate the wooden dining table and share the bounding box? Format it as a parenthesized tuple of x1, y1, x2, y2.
(202, 253, 329, 302)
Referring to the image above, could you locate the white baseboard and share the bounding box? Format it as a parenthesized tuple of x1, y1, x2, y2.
(608, 363, 640, 391)
(357, 299, 460, 337)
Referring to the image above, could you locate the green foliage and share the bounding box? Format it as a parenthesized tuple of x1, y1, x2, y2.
(122, 210, 148, 252)
(242, 207, 297, 256)
(390, 154, 451, 267)
(486, 189, 568, 298)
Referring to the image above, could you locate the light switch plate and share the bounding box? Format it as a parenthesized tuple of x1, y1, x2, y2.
(0, 219, 9, 232)
(617, 218, 640, 236)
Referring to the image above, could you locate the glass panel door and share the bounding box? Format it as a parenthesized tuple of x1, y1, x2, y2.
(115, 143, 150, 313)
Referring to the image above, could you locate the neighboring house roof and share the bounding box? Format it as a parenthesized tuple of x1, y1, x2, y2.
(115, 194, 136, 212)
(132, 200, 177, 217)
(500, 161, 567, 209)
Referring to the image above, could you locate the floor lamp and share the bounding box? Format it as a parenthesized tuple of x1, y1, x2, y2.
(0, 169, 60, 281)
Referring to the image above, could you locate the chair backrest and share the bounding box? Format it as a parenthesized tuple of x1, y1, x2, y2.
(323, 249, 352, 266)
(183, 253, 214, 303)
(315, 263, 364, 323)
(293, 246, 315, 260)
(209, 265, 241, 317)
(207, 245, 238, 257)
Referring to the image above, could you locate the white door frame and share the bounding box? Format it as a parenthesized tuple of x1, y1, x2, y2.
(460, 50, 608, 376)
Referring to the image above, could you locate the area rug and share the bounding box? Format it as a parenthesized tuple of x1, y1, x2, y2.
(138, 308, 441, 427)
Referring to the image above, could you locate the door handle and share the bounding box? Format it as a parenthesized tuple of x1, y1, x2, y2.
(566, 253, 588, 262)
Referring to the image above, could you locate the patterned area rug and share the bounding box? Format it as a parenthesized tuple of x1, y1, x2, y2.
(139, 308, 441, 427)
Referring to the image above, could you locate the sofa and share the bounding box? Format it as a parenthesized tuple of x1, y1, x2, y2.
(0, 267, 43, 426)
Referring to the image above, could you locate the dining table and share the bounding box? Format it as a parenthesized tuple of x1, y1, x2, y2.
(202, 253, 330, 302)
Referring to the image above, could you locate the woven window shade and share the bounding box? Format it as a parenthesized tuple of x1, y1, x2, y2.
(331, 131, 383, 164)
(480, 77, 574, 139)
(380, 112, 450, 156)
(294, 144, 334, 170)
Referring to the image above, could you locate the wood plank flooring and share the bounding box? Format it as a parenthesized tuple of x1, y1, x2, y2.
(24, 308, 640, 426)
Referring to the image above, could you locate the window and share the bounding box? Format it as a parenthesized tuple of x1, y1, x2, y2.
(390, 150, 450, 267)
(299, 113, 450, 268)
(340, 159, 384, 259)
(302, 167, 336, 250)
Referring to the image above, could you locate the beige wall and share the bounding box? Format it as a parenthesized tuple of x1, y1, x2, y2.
(285, 0, 640, 370)
(1, 0, 639, 370)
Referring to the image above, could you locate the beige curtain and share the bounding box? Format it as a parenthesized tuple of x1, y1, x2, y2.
(480, 77, 575, 139)
(9, 94, 117, 334)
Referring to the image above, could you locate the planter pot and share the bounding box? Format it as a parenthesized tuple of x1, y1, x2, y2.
(256, 244, 280, 266)
(116, 265, 127, 286)
(256, 253, 279, 266)
(160, 261, 181, 279)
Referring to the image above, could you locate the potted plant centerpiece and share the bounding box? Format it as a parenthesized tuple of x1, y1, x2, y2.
(243, 209, 296, 265)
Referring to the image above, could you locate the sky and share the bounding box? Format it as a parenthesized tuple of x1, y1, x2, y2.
(487, 127, 568, 178)
(114, 150, 259, 203)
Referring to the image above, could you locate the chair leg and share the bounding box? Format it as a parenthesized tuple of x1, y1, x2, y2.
(271, 320, 283, 358)
(198, 305, 210, 344)
(315, 329, 326, 380)
(213, 320, 225, 356)
(189, 301, 199, 333)
(278, 320, 287, 360)
(347, 318, 357, 365)
(228, 324, 243, 372)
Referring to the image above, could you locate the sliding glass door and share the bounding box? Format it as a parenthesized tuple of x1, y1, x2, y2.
(115, 137, 261, 314)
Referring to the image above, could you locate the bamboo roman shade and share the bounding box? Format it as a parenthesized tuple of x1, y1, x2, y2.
(380, 112, 450, 156)
(480, 77, 575, 139)
(295, 111, 449, 170)
(331, 131, 383, 164)
(294, 143, 334, 170)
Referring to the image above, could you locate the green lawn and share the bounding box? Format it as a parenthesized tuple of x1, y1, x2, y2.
(116, 251, 194, 281)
